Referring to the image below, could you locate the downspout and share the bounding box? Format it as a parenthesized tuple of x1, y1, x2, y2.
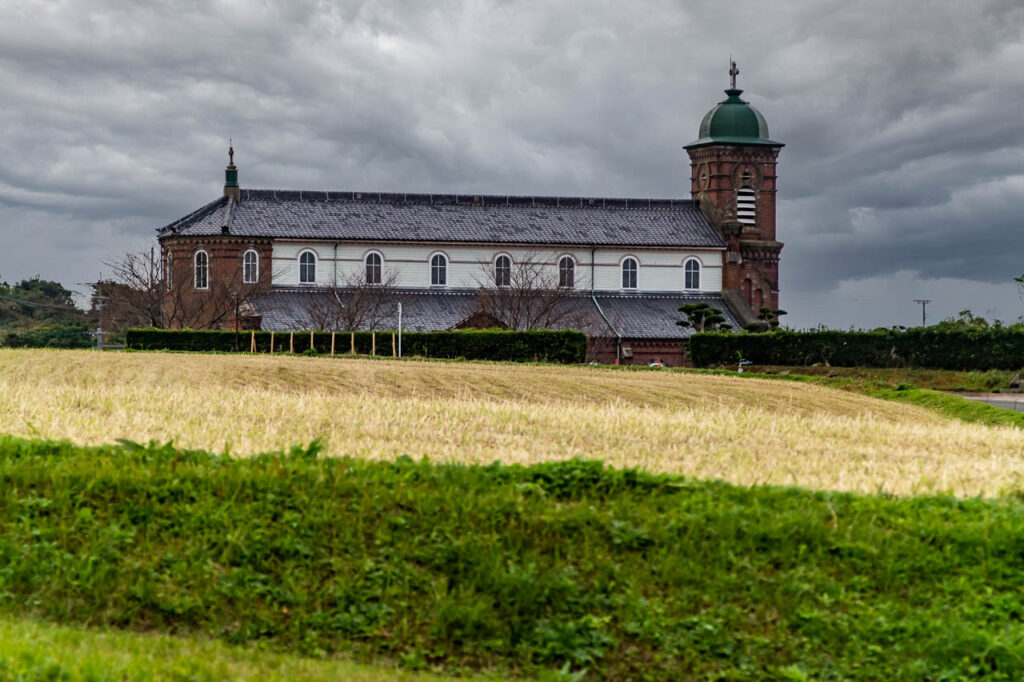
(333, 242, 339, 287)
(590, 246, 621, 364)
(332, 242, 343, 310)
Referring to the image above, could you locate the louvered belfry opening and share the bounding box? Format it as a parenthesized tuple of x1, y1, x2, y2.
(736, 187, 756, 226)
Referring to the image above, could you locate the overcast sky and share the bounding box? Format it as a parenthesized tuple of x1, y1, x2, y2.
(1, 0, 1022, 328)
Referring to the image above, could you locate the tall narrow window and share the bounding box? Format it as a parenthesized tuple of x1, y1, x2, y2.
(365, 252, 382, 285)
(194, 250, 209, 290)
(621, 257, 638, 290)
(736, 188, 757, 226)
(430, 253, 447, 286)
(684, 258, 701, 290)
(243, 249, 259, 284)
(494, 255, 511, 287)
(299, 251, 316, 284)
(558, 256, 575, 288)
(165, 252, 172, 291)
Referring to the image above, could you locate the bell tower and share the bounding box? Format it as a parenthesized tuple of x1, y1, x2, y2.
(685, 61, 784, 320)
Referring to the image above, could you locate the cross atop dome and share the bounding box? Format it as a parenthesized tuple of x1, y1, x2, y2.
(729, 58, 739, 90)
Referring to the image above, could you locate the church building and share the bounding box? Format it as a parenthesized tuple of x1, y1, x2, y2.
(157, 66, 783, 365)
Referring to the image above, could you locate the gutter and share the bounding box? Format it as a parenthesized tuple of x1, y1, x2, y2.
(590, 246, 621, 364)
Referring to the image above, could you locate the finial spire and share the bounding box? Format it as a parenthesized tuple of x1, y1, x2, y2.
(224, 139, 240, 200)
(729, 57, 739, 90)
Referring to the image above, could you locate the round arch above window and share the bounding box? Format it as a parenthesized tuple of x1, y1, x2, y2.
(298, 250, 317, 285)
(193, 249, 209, 290)
(365, 251, 383, 285)
(683, 257, 702, 291)
(429, 252, 448, 287)
(620, 256, 638, 290)
(242, 249, 259, 284)
(558, 255, 576, 288)
(493, 254, 512, 287)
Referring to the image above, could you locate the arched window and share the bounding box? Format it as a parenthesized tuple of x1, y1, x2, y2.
(298, 251, 316, 284)
(558, 256, 575, 288)
(365, 252, 382, 285)
(621, 257, 638, 290)
(736, 187, 756, 226)
(494, 255, 511, 287)
(242, 249, 259, 284)
(684, 258, 701, 290)
(430, 253, 447, 286)
(194, 250, 209, 290)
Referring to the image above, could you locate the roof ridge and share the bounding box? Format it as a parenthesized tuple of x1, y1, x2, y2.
(240, 189, 696, 210)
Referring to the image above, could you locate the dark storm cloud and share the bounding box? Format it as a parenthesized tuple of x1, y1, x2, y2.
(0, 0, 1021, 326)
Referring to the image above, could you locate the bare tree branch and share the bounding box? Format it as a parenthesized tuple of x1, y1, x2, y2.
(474, 254, 586, 331)
(303, 268, 399, 331)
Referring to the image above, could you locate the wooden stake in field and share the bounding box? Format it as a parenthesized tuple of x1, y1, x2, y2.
(250, 331, 256, 353)
(289, 332, 294, 354)
(392, 333, 396, 357)
(350, 332, 355, 354)
(372, 331, 376, 356)
(330, 332, 336, 356)
(270, 331, 274, 354)
(310, 331, 314, 352)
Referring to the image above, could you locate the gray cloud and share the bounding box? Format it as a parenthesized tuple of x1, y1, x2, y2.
(0, 0, 1021, 327)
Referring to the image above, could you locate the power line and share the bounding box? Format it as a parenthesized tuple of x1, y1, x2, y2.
(0, 292, 82, 311)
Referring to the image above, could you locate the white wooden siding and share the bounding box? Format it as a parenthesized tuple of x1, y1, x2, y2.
(272, 242, 723, 293)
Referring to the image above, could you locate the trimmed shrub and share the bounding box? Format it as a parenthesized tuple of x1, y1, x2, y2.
(124, 328, 587, 364)
(689, 328, 1024, 371)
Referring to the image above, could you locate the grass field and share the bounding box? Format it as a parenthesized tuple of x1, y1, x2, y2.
(0, 617, 485, 682)
(4, 437, 1024, 680)
(2, 349, 1024, 496)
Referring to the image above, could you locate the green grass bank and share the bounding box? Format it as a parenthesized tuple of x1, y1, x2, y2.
(3, 435, 1024, 680)
(0, 617, 485, 682)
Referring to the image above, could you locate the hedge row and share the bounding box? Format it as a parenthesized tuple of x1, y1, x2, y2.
(689, 328, 1024, 371)
(124, 328, 587, 364)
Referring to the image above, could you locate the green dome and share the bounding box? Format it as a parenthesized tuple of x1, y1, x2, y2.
(685, 89, 783, 149)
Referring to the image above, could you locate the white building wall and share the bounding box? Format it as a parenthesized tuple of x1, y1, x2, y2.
(272, 242, 723, 293)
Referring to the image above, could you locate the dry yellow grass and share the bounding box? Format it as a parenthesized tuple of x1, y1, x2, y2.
(1, 349, 1023, 497)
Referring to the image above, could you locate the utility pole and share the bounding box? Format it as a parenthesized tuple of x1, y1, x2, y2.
(913, 299, 932, 327)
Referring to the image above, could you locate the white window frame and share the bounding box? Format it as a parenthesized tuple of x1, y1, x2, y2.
(242, 249, 259, 284)
(620, 256, 638, 290)
(298, 250, 317, 285)
(558, 255, 576, 288)
(493, 254, 512, 287)
(683, 257, 702, 291)
(193, 250, 209, 290)
(430, 252, 448, 287)
(365, 251, 383, 285)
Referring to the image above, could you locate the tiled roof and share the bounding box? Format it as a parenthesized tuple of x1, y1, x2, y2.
(253, 288, 739, 339)
(158, 190, 724, 249)
(592, 293, 743, 338)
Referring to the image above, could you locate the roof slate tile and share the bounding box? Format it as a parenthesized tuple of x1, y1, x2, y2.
(159, 190, 724, 249)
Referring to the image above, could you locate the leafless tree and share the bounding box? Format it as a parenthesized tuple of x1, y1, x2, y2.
(101, 244, 270, 331)
(97, 247, 165, 333)
(474, 253, 592, 331)
(304, 268, 400, 331)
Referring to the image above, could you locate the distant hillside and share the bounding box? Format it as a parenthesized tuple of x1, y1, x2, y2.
(0, 278, 90, 347)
